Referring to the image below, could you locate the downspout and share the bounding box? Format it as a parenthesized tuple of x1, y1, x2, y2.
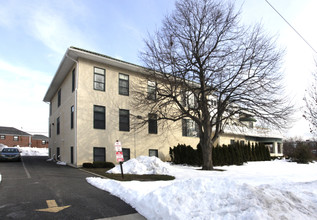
(66, 52, 79, 167)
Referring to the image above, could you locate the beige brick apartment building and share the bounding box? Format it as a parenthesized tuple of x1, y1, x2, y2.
(43, 47, 283, 167)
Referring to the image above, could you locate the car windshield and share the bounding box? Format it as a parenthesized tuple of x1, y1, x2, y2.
(2, 148, 19, 153)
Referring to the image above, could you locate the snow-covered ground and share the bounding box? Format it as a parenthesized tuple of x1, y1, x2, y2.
(87, 156, 317, 220)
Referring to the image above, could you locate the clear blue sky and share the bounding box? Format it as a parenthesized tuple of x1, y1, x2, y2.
(0, 0, 316, 138)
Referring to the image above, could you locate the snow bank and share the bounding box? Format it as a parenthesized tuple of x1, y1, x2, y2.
(87, 157, 317, 220)
(18, 147, 48, 156)
(0, 144, 8, 151)
(107, 156, 172, 175)
(56, 161, 67, 165)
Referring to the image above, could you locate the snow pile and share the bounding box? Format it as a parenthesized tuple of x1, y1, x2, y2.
(107, 156, 171, 175)
(0, 144, 8, 151)
(18, 147, 49, 156)
(56, 161, 67, 165)
(87, 157, 317, 220)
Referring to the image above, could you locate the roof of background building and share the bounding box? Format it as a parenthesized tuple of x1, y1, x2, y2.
(0, 126, 31, 136)
(32, 134, 49, 140)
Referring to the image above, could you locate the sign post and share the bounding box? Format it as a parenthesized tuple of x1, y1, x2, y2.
(115, 140, 124, 179)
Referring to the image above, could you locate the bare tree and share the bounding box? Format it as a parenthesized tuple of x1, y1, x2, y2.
(134, 0, 293, 170)
(304, 67, 317, 134)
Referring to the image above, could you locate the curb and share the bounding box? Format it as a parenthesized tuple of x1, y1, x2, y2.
(79, 168, 108, 179)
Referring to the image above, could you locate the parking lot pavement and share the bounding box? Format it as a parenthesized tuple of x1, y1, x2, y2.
(0, 156, 140, 220)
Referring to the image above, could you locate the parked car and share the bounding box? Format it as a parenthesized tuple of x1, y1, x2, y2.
(0, 148, 21, 162)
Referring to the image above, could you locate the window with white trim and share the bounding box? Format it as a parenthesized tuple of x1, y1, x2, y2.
(119, 73, 129, 96)
(94, 67, 105, 91)
(182, 119, 199, 137)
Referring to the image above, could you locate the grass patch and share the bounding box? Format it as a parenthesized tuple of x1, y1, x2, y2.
(82, 168, 175, 181)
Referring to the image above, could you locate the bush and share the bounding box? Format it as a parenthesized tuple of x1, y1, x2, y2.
(82, 162, 94, 168)
(83, 162, 115, 168)
(93, 161, 115, 168)
(170, 141, 271, 167)
(292, 145, 313, 164)
(169, 144, 201, 165)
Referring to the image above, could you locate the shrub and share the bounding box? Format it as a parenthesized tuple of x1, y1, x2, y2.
(292, 145, 313, 164)
(93, 161, 115, 168)
(82, 162, 94, 168)
(170, 143, 201, 165)
(83, 162, 115, 168)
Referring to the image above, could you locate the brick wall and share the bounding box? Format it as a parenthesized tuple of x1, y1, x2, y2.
(0, 135, 30, 147)
(31, 139, 49, 148)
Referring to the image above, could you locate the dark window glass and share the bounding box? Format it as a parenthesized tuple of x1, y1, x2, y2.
(71, 105, 74, 129)
(57, 147, 60, 160)
(57, 117, 60, 135)
(149, 149, 158, 157)
(58, 89, 61, 107)
(147, 81, 156, 100)
(122, 148, 130, 161)
(119, 109, 130, 131)
(72, 68, 76, 92)
(93, 147, 105, 162)
(182, 119, 199, 137)
(148, 113, 158, 134)
(94, 67, 105, 91)
(119, 73, 129, 96)
(70, 146, 74, 164)
(94, 105, 106, 129)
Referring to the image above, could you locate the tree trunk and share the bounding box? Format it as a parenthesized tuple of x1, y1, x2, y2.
(200, 126, 214, 170)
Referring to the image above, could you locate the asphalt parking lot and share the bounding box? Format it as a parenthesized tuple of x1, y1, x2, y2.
(0, 156, 142, 220)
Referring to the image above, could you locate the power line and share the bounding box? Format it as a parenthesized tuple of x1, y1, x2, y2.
(264, 0, 317, 54)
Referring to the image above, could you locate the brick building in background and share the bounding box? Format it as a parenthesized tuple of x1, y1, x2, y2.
(0, 126, 48, 148)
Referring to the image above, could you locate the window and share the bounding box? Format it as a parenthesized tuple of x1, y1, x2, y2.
(42, 140, 47, 145)
(94, 67, 105, 91)
(240, 140, 245, 146)
(147, 81, 156, 100)
(119, 109, 130, 131)
(0, 135, 5, 140)
(122, 148, 130, 161)
(70, 146, 74, 164)
(148, 113, 158, 134)
(119, 73, 129, 96)
(182, 91, 197, 109)
(267, 144, 274, 153)
(71, 105, 74, 129)
(230, 139, 235, 145)
(94, 105, 106, 129)
(182, 119, 199, 137)
(58, 89, 61, 107)
(93, 147, 105, 162)
(13, 136, 19, 141)
(57, 147, 60, 160)
(72, 68, 76, 92)
(57, 117, 60, 135)
(149, 149, 158, 157)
